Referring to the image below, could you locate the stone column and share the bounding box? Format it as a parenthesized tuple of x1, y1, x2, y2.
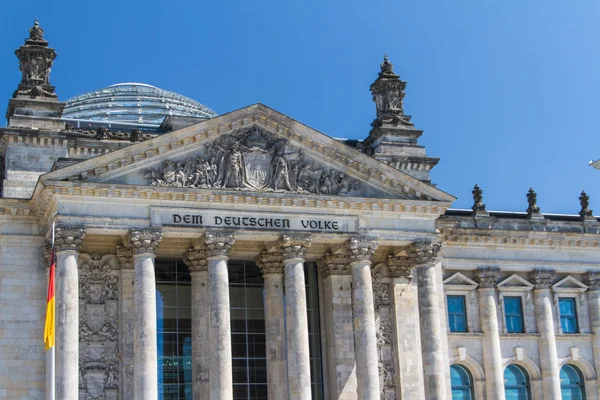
(318, 253, 358, 400)
(412, 241, 447, 400)
(584, 272, 600, 395)
(256, 251, 288, 400)
(183, 244, 210, 400)
(345, 237, 380, 399)
(54, 226, 85, 400)
(529, 269, 561, 400)
(126, 229, 163, 400)
(474, 268, 505, 400)
(278, 235, 312, 400)
(205, 232, 235, 400)
(117, 246, 135, 400)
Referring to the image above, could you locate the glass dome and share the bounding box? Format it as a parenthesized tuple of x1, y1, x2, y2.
(62, 83, 217, 126)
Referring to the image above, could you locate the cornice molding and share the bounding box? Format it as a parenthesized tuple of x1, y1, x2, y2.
(441, 232, 600, 249)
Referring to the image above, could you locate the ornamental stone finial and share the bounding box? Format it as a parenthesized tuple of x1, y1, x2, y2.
(317, 253, 350, 277)
(526, 187, 541, 216)
(54, 226, 86, 253)
(346, 237, 379, 263)
(579, 190, 594, 220)
(370, 55, 411, 127)
(125, 229, 162, 255)
(406, 241, 442, 265)
(583, 271, 600, 290)
(183, 246, 208, 272)
(474, 267, 500, 288)
(277, 235, 311, 261)
(29, 19, 44, 41)
(472, 184, 486, 214)
(255, 251, 284, 275)
(203, 232, 235, 258)
(528, 269, 555, 289)
(380, 54, 395, 75)
(387, 255, 413, 279)
(116, 245, 133, 269)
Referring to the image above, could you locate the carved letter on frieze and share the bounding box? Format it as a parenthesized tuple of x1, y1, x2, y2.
(276, 235, 311, 261)
(255, 251, 284, 275)
(54, 226, 86, 253)
(125, 229, 163, 255)
(204, 232, 235, 258)
(139, 127, 367, 197)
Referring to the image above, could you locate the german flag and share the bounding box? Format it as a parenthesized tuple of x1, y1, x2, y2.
(44, 251, 55, 350)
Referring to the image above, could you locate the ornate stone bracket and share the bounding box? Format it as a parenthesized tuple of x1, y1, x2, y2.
(474, 267, 501, 288)
(183, 245, 208, 272)
(116, 246, 133, 270)
(255, 251, 284, 275)
(528, 269, 555, 289)
(583, 271, 600, 291)
(317, 253, 350, 278)
(125, 229, 162, 255)
(204, 232, 235, 258)
(54, 226, 86, 253)
(276, 235, 311, 261)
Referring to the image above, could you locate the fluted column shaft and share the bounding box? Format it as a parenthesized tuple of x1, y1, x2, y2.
(475, 268, 505, 400)
(256, 252, 288, 400)
(184, 247, 210, 399)
(54, 226, 85, 400)
(347, 238, 380, 399)
(412, 242, 446, 400)
(280, 235, 312, 400)
(205, 232, 235, 400)
(529, 270, 561, 400)
(585, 272, 600, 395)
(127, 229, 162, 400)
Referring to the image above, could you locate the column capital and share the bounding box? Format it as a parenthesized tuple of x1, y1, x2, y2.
(344, 236, 378, 263)
(126, 229, 162, 255)
(277, 235, 311, 261)
(54, 225, 86, 253)
(406, 241, 441, 266)
(474, 267, 501, 288)
(528, 269, 555, 289)
(204, 232, 235, 259)
(184, 246, 208, 272)
(387, 255, 413, 279)
(116, 246, 133, 270)
(317, 253, 350, 277)
(584, 271, 600, 290)
(255, 251, 283, 275)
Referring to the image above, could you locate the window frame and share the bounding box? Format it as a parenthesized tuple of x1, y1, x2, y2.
(560, 364, 587, 400)
(558, 297, 580, 334)
(504, 364, 531, 400)
(503, 296, 526, 334)
(447, 295, 469, 333)
(444, 272, 478, 334)
(450, 364, 475, 400)
(496, 274, 534, 334)
(552, 276, 589, 335)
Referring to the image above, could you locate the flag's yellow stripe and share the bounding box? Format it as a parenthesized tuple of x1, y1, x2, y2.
(44, 296, 54, 350)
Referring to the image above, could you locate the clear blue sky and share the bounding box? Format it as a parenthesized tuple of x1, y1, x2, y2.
(1, 0, 599, 213)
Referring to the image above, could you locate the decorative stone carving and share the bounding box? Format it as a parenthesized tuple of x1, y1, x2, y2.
(474, 267, 500, 288)
(583, 272, 600, 290)
(345, 237, 378, 263)
(203, 232, 235, 258)
(579, 191, 594, 220)
(387, 255, 413, 279)
(139, 127, 364, 196)
(125, 229, 162, 255)
(78, 253, 120, 400)
(317, 253, 350, 277)
(277, 235, 311, 261)
(183, 246, 208, 272)
(526, 187, 541, 216)
(13, 20, 58, 98)
(255, 251, 284, 275)
(370, 55, 411, 128)
(64, 125, 154, 143)
(472, 184, 486, 213)
(406, 241, 441, 265)
(528, 269, 555, 288)
(115, 246, 133, 270)
(54, 226, 86, 253)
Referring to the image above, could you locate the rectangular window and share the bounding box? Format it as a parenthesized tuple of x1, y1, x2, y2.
(504, 296, 524, 333)
(559, 298, 579, 334)
(447, 295, 468, 332)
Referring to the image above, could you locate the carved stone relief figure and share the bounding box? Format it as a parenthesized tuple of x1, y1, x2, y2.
(140, 127, 366, 196)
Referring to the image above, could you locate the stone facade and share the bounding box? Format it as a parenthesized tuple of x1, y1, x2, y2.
(0, 21, 599, 400)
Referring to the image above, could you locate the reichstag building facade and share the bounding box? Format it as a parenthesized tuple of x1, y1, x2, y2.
(1, 21, 598, 400)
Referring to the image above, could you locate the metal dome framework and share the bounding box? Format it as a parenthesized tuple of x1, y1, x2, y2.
(62, 83, 217, 126)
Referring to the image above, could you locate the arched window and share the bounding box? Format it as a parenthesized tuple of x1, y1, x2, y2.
(561, 364, 586, 400)
(504, 364, 530, 400)
(450, 364, 474, 400)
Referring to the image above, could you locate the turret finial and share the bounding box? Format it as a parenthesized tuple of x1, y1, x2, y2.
(579, 190, 594, 220)
(526, 187, 541, 216)
(471, 184, 486, 213)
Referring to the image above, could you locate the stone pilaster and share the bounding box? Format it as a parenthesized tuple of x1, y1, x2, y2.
(318, 253, 357, 400)
(278, 235, 312, 400)
(411, 241, 447, 400)
(126, 229, 162, 400)
(205, 232, 235, 400)
(529, 269, 561, 400)
(256, 251, 288, 400)
(584, 272, 600, 395)
(183, 245, 210, 400)
(54, 226, 85, 400)
(474, 268, 505, 400)
(116, 245, 134, 400)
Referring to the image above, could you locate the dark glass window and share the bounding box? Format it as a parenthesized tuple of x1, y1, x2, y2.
(504, 297, 525, 333)
(450, 365, 474, 400)
(305, 262, 324, 400)
(447, 295, 468, 332)
(560, 364, 586, 400)
(504, 364, 530, 400)
(156, 258, 192, 400)
(559, 298, 579, 334)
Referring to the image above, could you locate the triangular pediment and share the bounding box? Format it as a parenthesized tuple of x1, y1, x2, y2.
(552, 276, 588, 292)
(37, 104, 455, 203)
(443, 272, 478, 290)
(497, 274, 534, 291)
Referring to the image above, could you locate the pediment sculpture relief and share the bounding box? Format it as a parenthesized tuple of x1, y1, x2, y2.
(140, 127, 368, 196)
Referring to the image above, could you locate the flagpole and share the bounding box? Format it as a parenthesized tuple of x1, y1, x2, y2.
(47, 213, 57, 400)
